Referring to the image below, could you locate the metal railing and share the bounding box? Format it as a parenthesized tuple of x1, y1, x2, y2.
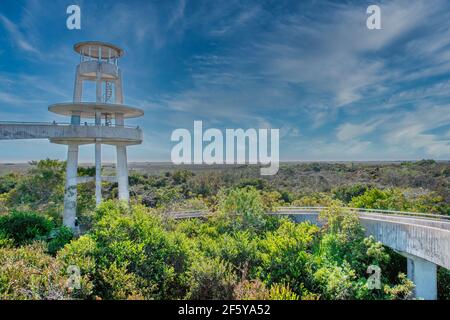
(0, 120, 140, 130)
(0, 120, 60, 125)
(165, 206, 450, 221)
(275, 206, 450, 221)
(166, 211, 209, 219)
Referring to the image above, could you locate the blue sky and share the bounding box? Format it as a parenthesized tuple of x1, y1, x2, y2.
(0, 0, 450, 162)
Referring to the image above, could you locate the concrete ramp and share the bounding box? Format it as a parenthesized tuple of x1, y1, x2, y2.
(170, 207, 450, 299)
(275, 207, 450, 300)
(280, 210, 450, 270)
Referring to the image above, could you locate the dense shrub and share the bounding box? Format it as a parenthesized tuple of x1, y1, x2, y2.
(46, 227, 73, 255)
(217, 187, 270, 233)
(313, 262, 357, 299)
(5, 160, 65, 220)
(233, 279, 269, 300)
(96, 262, 146, 300)
(0, 199, 420, 300)
(351, 188, 407, 211)
(438, 267, 450, 300)
(0, 211, 54, 246)
(383, 274, 415, 300)
(318, 205, 368, 270)
(267, 283, 300, 300)
(332, 184, 372, 203)
(0, 173, 19, 194)
(186, 256, 237, 300)
(60, 201, 191, 300)
(57, 235, 97, 299)
(291, 193, 334, 207)
(317, 206, 416, 300)
(213, 231, 260, 275)
(233, 280, 301, 300)
(257, 220, 319, 292)
(0, 230, 13, 248)
(0, 243, 69, 299)
(351, 188, 450, 215)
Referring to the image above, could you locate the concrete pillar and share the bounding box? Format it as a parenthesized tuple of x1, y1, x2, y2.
(94, 65, 103, 206)
(63, 144, 79, 231)
(73, 66, 82, 103)
(71, 111, 81, 125)
(115, 70, 123, 104)
(95, 112, 101, 125)
(95, 142, 102, 205)
(116, 144, 129, 202)
(406, 255, 437, 300)
(115, 113, 124, 126)
(96, 67, 102, 103)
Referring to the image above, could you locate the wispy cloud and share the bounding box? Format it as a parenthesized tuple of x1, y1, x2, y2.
(0, 92, 30, 105)
(0, 14, 40, 55)
(209, 4, 262, 36)
(381, 104, 450, 157)
(336, 120, 382, 142)
(250, 0, 440, 108)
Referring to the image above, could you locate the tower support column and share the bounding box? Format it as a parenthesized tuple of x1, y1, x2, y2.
(96, 65, 102, 103)
(94, 64, 102, 205)
(115, 70, 123, 104)
(95, 141, 102, 205)
(73, 66, 82, 103)
(115, 113, 124, 126)
(116, 144, 129, 201)
(404, 253, 437, 300)
(63, 143, 79, 231)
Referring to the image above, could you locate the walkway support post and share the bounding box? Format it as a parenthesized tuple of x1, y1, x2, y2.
(116, 144, 129, 202)
(273, 208, 450, 301)
(63, 143, 79, 231)
(95, 141, 102, 204)
(406, 254, 437, 300)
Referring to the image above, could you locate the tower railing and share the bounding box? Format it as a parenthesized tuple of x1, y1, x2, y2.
(78, 60, 119, 77)
(0, 120, 140, 129)
(274, 206, 450, 220)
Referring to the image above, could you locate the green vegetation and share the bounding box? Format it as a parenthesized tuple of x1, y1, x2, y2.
(0, 159, 449, 300)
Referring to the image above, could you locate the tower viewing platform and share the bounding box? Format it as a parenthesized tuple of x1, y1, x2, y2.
(0, 41, 144, 232)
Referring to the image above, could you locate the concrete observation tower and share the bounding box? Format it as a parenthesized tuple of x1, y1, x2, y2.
(0, 41, 144, 231)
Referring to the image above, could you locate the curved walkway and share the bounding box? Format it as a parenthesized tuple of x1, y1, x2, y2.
(169, 206, 450, 299)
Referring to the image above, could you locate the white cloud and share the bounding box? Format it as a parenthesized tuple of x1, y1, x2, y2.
(210, 5, 262, 36)
(0, 14, 40, 55)
(250, 0, 442, 108)
(380, 104, 450, 157)
(336, 121, 381, 141)
(0, 92, 29, 105)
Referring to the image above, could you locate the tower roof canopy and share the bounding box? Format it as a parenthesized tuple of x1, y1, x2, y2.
(74, 41, 124, 59)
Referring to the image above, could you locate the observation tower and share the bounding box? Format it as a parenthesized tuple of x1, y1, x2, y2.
(51, 41, 144, 230)
(0, 41, 144, 231)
